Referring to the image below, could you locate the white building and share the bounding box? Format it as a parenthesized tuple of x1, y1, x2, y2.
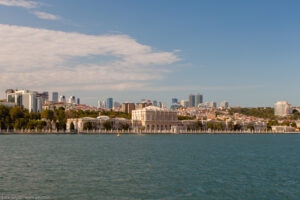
(220, 101, 229, 109)
(66, 116, 131, 131)
(274, 101, 293, 117)
(68, 96, 76, 104)
(59, 95, 66, 103)
(132, 106, 178, 131)
(5, 89, 45, 112)
(180, 100, 189, 108)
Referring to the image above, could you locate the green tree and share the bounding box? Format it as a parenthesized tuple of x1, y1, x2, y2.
(10, 106, 24, 121)
(103, 121, 112, 130)
(41, 110, 55, 121)
(122, 123, 129, 130)
(233, 124, 242, 131)
(70, 122, 75, 131)
(247, 124, 255, 130)
(83, 122, 93, 130)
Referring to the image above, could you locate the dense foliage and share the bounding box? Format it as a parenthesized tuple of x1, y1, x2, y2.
(178, 115, 195, 120)
(0, 105, 42, 129)
(229, 107, 275, 119)
(0, 105, 132, 131)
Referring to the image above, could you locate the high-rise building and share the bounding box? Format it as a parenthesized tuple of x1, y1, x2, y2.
(153, 100, 158, 107)
(274, 101, 293, 117)
(52, 92, 58, 102)
(196, 94, 203, 107)
(106, 98, 113, 109)
(172, 98, 178, 104)
(5, 89, 44, 112)
(59, 95, 66, 103)
(42, 91, 49, 102)
(69, 96, 76, 104)
(77, 98, 80, 105)
(189, 94, 196, 107)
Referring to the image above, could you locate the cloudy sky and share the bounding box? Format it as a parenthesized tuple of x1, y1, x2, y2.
(1, 0, 300, 106)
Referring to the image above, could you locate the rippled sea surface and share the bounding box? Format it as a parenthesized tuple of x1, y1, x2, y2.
(0, 134, 300, 200)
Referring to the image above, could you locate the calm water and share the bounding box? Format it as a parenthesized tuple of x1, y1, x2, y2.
(0, 134, 300, 200)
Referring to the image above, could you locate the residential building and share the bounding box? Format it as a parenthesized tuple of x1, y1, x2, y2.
(121, 103, 136, 113)
(180, 100, 189, 108)
(220, 101, 229, 109)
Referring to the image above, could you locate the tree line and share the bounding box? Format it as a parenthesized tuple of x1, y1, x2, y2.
(0, 105, 131, 130)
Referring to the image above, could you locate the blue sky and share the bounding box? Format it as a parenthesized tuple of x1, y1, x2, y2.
(0, 0, 300, 107)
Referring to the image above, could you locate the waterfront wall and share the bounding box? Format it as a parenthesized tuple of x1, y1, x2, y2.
(0, 129, 299, 134)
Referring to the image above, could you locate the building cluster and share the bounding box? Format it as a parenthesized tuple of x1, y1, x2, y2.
(1, 88, 300, 132)
(3, 89, 81, 112)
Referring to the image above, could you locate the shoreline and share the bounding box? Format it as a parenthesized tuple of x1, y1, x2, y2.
(0, 130, 299, 135)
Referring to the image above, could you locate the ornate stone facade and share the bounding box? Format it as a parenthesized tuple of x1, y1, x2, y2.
(132, 106, 178, 130)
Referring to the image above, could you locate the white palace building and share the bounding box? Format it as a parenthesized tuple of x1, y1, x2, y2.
(132, 106, 178, 131)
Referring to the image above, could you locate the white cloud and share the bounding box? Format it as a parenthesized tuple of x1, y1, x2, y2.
(0, 0, 38, 8)
(0, 24, 180, 94)
(31, 11, 60, 20)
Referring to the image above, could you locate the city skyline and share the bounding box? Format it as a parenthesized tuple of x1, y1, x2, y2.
(1, 0, 300, 106)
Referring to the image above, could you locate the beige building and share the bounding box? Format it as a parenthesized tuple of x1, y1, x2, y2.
(132, 106, 178, 131)
(121, 103, 136, 113)
(66, 116, 131, 131)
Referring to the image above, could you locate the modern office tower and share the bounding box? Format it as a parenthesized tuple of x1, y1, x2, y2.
(5, 89, 42, 112)
(172, 98, 178, 104)
(97, 100, 101, 108)
(69, 96, 76, 104)
(77, 98, 80, 105)
(42, 91, 49, 102)
(52, 92, 58, 102)
(153, 100, 158, 107)
(220, 101, 229, 109)
(180, 100, 189, 108)
(196, 93, 203, 107)
(106, 98, 113, 109)
(189, 94, 196, 107)
(59, 95, 66, 103)
(274, 101, 293, 117)
(121, 103, 136, 113)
